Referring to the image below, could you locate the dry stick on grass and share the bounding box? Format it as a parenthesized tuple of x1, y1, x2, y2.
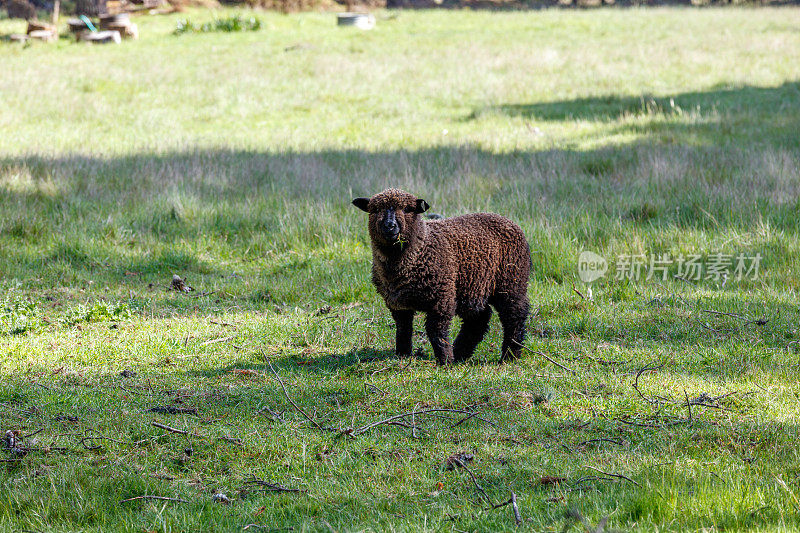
(350, 408, 489, 436)
(615, 417, 685, 429)
(120, 495, 189, 504)
(79, 434, 135, 450)
(577, 438, 625, 447)
(633, 362, 668, 404)
(453, 458, 523, 526)
(691, 391, 749, 408)
(583, 465, 640, 487)
(242, 475, 306, 494)
(263, 356, 324, 431)
(0, 402, 37, 416)
(522, 347, 576, 374)
(684, 389, 693, 421)
(209, 320, 236, 328)
(701, 309, 768, 326)
(510, 492, 522, 526)
(453, 458, 494, 507)
(201, 335, 236, 346)
(571, 284, 586, 300)
(152, 421, 243, 446)
(701, 309, 748, 321)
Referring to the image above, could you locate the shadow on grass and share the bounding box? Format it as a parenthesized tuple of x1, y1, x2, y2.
(1, 80, 799, 310)
(187, 348, 410, 379)
(467, 81, 800, 148)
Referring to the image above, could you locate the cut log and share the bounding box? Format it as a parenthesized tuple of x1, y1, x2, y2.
(67, 17, 91, 33)
(28, 29, 57, 41)
(79, 29, 121, 43)
(27, 19, 57, 33)
(106, 21, 138, 39)
(98, 12, 128, 27)
(337, 12, 375, 30)
(9, 33, 30, 43)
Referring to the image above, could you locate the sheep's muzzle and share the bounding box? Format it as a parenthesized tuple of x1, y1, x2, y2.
(380, 209, 400, 242)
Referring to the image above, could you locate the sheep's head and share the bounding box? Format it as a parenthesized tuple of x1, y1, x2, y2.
(352, 188, 430, 250)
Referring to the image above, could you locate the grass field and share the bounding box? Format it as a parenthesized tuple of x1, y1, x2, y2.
(2, 7, 800, 532)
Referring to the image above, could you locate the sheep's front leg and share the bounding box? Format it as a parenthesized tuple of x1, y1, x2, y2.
(425, 312, 454, 365)
(391, 310, 414, 357)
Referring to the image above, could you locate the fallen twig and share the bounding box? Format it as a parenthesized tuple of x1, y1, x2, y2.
(349, 408, 488, 436)
(453, 457, 494, 507)
(571, 284, 586, 301)
(201, 335, 236, 346)
(701, 309, 747, 320)
(79, 435, 133, 450)
(684, 389, 692, 421)
(633, 362, 667, 404)
(701, 309, 768, 326)
(120, 495, 188, 504)
(149, 405, 199, 416)
(583, 465, 640, 487)
(242, 475, 306, 494)
(151, 421, 242, 445)
(510, 492, 522, 526)
(0, 402, 37, 416)
(451, 457, 524, 526)
(522, 348, 575, 374)
(152, 421, 191, 436)
(263, 355, 323, 431)
(577, 438, 625, 447)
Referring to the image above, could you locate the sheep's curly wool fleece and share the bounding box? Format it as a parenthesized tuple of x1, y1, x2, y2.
(358, 188, 531, 364)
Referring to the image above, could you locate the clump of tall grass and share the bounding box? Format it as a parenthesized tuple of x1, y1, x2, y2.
(174, 15, 261, 35)
(62, 302, 132, 326)
(0, 297, 38, 335)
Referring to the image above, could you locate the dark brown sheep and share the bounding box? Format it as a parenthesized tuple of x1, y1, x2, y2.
(353, 188, 531, 364)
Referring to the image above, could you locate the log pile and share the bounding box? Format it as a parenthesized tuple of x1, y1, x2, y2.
(26, 19, 58, 41)
(78, 29, 122, 43)
(99, 12, 138, 39)
(69, 10, 140, 42)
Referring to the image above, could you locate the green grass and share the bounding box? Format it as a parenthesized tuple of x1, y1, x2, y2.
(2, 6, 800, 532)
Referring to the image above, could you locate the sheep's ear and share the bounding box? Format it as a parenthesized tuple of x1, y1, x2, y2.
(415, 199, 430, 213)
(352, 198, 370, 212)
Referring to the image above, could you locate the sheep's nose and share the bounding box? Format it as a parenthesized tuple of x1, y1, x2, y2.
(381, 210, 399, 236)
(382, 211, 397, 228)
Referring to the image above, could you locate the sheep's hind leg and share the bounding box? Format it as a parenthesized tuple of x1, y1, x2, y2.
(391, 310, 414, 357)
(425, 312, 454, 365)
(497, 299, 529, 362)
(453, 307, 492, 362)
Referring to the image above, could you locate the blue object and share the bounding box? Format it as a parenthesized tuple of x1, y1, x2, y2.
(79, 15, 97, 32)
